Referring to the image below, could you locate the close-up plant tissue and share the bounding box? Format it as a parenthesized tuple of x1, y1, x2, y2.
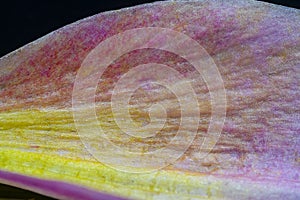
(0, 0, 299, 199)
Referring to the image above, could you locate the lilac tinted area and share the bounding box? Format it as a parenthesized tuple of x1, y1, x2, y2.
(0, 170, 128, 200)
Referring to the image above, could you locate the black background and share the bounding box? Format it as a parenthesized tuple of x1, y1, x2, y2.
(0, 0, 156, 57)
(0, 0, 299, 199)
(0, 0, 299, 57)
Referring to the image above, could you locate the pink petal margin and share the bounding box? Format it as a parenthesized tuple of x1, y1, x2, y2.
(0, 170, 128, 200)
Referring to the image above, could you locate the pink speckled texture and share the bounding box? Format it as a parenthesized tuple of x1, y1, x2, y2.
(0, 0, 299, 199)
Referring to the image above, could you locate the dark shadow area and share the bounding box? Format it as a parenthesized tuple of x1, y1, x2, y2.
(0, 183, 55, 199)
(258, 0, 300, 9)
(0, 0, 156, 57)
